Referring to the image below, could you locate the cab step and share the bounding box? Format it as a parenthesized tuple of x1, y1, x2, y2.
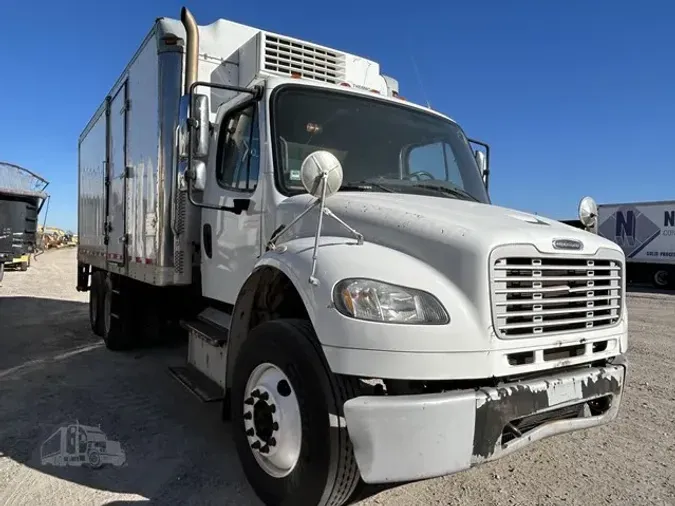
(171, 308, 231, 403)
(180, 319, 228, 347)
(168, 364, 224, 402)
(197, 307, 231, 333)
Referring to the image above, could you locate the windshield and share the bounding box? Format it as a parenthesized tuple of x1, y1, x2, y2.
(271, 85, 489, 204)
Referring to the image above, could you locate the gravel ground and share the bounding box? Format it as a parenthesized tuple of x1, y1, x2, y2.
(1, 248, 674, 506)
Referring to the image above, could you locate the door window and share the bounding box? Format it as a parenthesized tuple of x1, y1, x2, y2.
(216, 105, 260, 192)
(407, 141, 464, 185)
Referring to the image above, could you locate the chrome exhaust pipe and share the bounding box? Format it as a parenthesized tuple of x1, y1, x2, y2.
(180, 7, 199, 93)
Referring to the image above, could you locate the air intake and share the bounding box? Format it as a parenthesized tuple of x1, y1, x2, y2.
(262, 34, 347, 84)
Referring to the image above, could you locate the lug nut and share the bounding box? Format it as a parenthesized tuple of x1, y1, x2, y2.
(259, 391, 269, 401)
(251, 441, 261, 450)
(269, 437, 277, 447)
(260, 444, 270, 454)
(272, 422, 279, 431)
(243, 411, 252, 420)
(251, 389, 261, 398)
(269, 404, 276, 414)
(246, 428, 255, 437)
(244, 397, 254, 406)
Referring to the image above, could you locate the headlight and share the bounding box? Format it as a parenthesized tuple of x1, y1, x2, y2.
(333, 278, 449, 325)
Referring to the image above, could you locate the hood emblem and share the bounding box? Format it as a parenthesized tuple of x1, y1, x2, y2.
(552, 238, 583, 251)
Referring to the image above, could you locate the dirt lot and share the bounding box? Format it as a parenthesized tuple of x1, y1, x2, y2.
(1, 248, 674, 506)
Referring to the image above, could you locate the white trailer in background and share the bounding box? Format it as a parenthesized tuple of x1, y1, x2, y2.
(76, 7, 628, 505)
(595, 200, 675, 288)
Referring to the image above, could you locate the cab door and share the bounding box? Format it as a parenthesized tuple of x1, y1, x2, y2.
(201, 98, 263, 304)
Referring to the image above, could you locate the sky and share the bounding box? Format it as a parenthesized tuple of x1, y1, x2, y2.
(1, 0, 673, 231)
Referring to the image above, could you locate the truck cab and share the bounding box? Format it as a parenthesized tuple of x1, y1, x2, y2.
(78, 8, 628, 506)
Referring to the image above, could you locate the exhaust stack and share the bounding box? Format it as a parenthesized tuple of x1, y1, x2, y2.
(180, 7, 199, 93)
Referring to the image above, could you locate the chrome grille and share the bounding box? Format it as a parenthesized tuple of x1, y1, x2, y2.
(491, 256, 622, 338)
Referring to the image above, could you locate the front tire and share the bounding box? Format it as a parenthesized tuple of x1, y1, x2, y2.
(231, 319, 361, 506)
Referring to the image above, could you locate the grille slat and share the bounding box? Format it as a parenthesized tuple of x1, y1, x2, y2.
(491, 255, 623, 338)
(495, 264, 610, 271)
(500, 314, 617, 330)
(494, 275, 620, 283)
(504, 304, 621, 318)
(497, 294, 621, 306)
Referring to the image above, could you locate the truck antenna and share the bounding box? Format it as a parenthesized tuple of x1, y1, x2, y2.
(408, 44, 431, 108)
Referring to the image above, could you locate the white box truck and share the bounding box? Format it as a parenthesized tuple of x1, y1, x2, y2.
(77, 7, 628, 505)
(594, 200, 675, 289)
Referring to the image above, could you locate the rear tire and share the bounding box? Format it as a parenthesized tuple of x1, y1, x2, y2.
(89, 271, 105, 337)
(231, 319, 362, 506)
(101, 274, 133, 351)
(653, 268, 671, 289)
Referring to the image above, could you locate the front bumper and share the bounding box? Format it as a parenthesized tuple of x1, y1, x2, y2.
(343, 359, 626, 484)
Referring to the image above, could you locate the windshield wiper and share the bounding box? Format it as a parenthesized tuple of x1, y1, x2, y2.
(341, 180, 396, 193)
(410, 183, 480, 202)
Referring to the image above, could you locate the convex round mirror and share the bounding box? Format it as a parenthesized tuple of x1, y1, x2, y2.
(578, 196, 598, 228)
(300, 150, 343, 198)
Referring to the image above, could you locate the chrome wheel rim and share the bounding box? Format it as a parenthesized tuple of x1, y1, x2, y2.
(243, 362, 302, 478)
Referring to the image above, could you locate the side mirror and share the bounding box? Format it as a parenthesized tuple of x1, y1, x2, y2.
(300, 150, 343, 199)
(177, 160, 206, 192)
(578, 196, 598, 232)
(475, 150, 487, 182)
(468, 137, 490, 191)
(178, 93, 210, 159)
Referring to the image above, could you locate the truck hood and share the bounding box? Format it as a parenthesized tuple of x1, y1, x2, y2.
(276, 192, 623, 327)
(279, 192, 619, 256)
(277, 192, 623, 324)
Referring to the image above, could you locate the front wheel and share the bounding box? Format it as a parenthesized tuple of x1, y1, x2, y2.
(231, 319, 362, 506)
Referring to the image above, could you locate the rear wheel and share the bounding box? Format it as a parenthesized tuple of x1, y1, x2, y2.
(653, 268, 671, 289)
(102, 274, 133, 351)
(89, 271, 105, 336)
(231, 319, 362, 506)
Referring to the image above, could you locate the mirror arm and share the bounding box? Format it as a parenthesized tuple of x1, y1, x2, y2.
(184, 81, 262, 212)
(468, 137, 491, 192)
(467, 137, 490, 166)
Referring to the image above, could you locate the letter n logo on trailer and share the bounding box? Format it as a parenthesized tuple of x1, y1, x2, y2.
(598, 205, 661, 259)
(665, 210, 675, 227)
(615, 210, 636, 247)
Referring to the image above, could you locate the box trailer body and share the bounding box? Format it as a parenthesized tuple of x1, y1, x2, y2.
(0, 163, 48, 276)
(76, 8, 628, 506)
(0, 189, 45, 274)
(595, 200, 675, 287)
